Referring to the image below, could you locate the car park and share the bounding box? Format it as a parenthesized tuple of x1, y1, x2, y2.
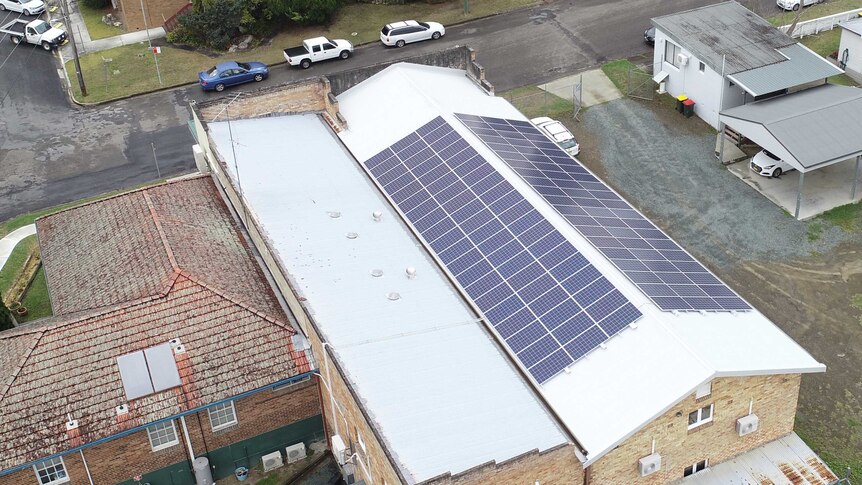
(198, 61, 269, 92)
(283, 37, 353, 69)
(644, 26, 655, 46)
(750, 149, 794, 177)
(380, 20, 445, 47)
(531, 117, 580, 156)
(776, 0, 822, 11)
(0, 0, 45, 15)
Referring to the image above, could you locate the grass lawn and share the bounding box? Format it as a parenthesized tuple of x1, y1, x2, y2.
(504, 85, 574, 120)
(78, 3, 122, 40)
(0, 235, 37, 298)
(768, 0, 862, 26)
(18, 266, 51, 322)
(67, 0, 538, 103)
(799, 29, 860, 85)
(816, 200, 862, 231)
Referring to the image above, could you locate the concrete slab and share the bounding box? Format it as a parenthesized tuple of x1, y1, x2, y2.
(714, 134, 747, 164)
(727, 157, 862, 220)
(539, 69, 622, 108)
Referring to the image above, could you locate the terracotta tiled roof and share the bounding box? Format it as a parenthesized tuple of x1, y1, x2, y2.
(0, 176, 315, 473)
(37, 176, 283, 317)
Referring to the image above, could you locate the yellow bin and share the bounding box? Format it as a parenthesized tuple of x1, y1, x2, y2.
(676, 94, 688, 112)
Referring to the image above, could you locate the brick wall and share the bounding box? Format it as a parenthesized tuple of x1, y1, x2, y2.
(195, 78, 336, 123)
(0, 379, 321, 485)
(587, 374, 802, 485)
(118, 0, 190, 32)
(421, 444, 584, 485)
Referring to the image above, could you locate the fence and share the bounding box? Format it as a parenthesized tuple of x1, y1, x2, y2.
(163, 3, 193, 32)
(779, 8, 862, 38)
(504, 78, 582, 121)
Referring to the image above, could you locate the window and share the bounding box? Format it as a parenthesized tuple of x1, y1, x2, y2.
(698, 61, 705, 72)
(208, 401, 238, 431)
(664, 41, 682, 68)
(688, 404, 714, 429)
(147, 420, 179, 451)
(33, 457, 69, 485)
(684, 459, 709, 477)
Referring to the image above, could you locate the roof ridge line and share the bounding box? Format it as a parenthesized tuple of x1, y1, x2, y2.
(142, 191, 180, 271)
(35, 175, 210, 224)
(178, 271, 296, 336)
(0, 329, 47, 404)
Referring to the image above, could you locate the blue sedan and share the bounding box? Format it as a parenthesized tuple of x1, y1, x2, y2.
(199, 61, 269, 92)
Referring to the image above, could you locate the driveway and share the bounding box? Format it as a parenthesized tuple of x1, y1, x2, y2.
(575, 97, 862, 474)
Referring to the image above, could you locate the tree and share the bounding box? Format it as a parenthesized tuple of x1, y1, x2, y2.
(0, 297, 13, 332)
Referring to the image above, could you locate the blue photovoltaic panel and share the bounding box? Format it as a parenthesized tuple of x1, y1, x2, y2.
(363, 116, 642, 383)
(455, 113, 750, 312)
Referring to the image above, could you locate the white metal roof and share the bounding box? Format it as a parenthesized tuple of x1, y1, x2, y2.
(206, 114, 568, 483)
(335, 63, 825, 463)
(671, 432, 838, 484)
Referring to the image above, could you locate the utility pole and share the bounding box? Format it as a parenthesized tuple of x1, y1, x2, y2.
(139, 0, 163, 86)
(63, 0, 87, 96)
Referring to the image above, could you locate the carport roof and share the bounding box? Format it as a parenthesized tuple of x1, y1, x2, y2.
(720, 84, 862, 171)
(727, 44, 844, 97)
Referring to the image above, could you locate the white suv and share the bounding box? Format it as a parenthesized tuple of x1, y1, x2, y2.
(750, 150, 794, 177)
(531, 117, 580, 156)
(380, 20, 445, 47)
(776, 0, 822, 11)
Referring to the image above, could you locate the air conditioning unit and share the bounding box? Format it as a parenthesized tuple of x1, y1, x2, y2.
(261, 451, 284, 472)
(331, 434, 348, 465)
(677, 53, 690, 66)
(342, 462, 357, 485)
(638, 453, 662, 477)
(737, 414, 760, 436)
(285, 442, 307, 464)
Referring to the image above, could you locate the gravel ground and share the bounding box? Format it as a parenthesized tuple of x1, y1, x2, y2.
(576, 98, 855, 268)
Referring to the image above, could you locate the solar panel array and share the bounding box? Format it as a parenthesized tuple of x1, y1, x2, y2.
(455, 113, 750, 312)
(363, 116, 642, 383)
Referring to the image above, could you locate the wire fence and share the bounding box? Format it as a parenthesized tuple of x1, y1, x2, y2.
(503, 77, 583, 121)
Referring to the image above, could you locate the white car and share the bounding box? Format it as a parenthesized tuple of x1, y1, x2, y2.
(380, 20, 445, 47)
(776, 0, 822, 11)
(531, 117, 580, 156)
(0, 0, 45, 15)
(750, 150, 793, 177)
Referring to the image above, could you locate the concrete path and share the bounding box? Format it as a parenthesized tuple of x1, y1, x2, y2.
(538, 69, 622, 108)
(58, 7, 165, 55)
(0, 225, 37, 273)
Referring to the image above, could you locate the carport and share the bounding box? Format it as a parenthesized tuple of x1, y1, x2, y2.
(719, 84, 862, 219)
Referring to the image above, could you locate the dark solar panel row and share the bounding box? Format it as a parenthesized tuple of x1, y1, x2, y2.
(455, 113, 749, 312)
(363, 116, 642, 383)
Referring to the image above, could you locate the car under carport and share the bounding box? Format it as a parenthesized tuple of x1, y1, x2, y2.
(719, 84, 862, 219)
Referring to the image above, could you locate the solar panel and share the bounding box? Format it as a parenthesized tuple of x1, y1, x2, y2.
(363, 116, 642, 383)
(455, 113, 750, 312)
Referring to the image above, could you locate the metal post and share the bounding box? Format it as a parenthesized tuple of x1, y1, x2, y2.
(64, 0, 87, 96)
(139, 0, 163, 86)
(463, 0, 468, 14)
(718, 124, 726, 163)
(852, 155, 861, 200)
(151, 142, 161, 178)
(794, 171, 805, 219)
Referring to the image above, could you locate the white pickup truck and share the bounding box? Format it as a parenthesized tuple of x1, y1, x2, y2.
(283, 37, 353, 69)
(0, 19, 67, 50)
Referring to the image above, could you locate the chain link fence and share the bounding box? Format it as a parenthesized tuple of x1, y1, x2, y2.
(503, 76, 583, 121)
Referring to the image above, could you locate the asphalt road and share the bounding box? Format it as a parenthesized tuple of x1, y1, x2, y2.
(1, 0, 780, 221)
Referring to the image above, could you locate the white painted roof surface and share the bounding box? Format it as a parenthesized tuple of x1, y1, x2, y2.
(671, 433, 838, 484)
(335, 63, 825, 463)
(206, 114, 568, 483)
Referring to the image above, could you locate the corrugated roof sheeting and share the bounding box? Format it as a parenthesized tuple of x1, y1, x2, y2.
(673, 433, 837, 484)
(652, 1, 795, 74)
(721, 84, 862, 169)
(841, 17, 862, 36)
(728, 44, 844, 96)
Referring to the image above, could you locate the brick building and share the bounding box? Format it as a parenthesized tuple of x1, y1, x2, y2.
(0, 176, 322, 485)
(116, 0, 189, 32)
(189, 59, 837, 484)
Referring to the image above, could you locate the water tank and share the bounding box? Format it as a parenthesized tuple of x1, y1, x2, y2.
(193, 457, 214, 485)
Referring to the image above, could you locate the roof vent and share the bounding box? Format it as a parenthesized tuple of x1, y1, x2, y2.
(371, 269, 384, 278)
(387, 292, 401, 301)
(65, 416, 79, 431)
(116, 404, 129, 416)
(372, 211, 383, 222)
(405, 267, 417, 279)
(174, 344, 187, 354)
(328, 211, 341, 219)
(346, 232, 359, 239)
(169, 338, 182, 346)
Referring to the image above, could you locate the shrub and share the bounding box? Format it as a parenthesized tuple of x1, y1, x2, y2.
(0, 298, 12, 331)
(272, 0, 342, 25)
(176, 0, 244, 49)
(81, 0, 111, 9)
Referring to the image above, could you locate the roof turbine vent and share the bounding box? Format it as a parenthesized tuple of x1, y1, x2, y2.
(405, 267, 417, 279)
(371, 269, 384, 278)
(372, 211, 383, 222)
(387, 292, 401, 301)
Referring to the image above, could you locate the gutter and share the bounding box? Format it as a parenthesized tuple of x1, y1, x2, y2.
(0, 370, 316, 478)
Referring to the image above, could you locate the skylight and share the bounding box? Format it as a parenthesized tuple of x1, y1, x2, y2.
(117, 343, 182, 400)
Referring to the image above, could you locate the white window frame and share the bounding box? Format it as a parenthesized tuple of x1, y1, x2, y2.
(33, 457, 69, 485)
(684, 458, 709, 477)
(688, 403, 714, 429)
(208, 401, 238, 431)
(147, 420, 180, 451)
(664, 40, 682, 69)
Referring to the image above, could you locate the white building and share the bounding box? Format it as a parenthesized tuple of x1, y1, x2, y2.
(839, 17, 862, 82)
(651, 1, 843, 129)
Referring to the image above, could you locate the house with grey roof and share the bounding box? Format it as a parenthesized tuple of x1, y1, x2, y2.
(839, 17, 862, 82)
(651, 1, 843, 128)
